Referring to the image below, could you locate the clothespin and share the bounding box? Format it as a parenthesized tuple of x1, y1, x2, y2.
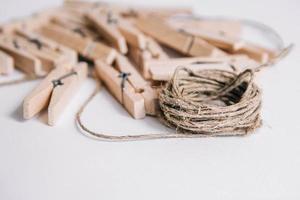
(176, 28, 244, 52)
(51, 16, 100, 40)
(128, 37, 169, 79)
(234, 42, 275, 63)
(145, 57, 242, 81)
(0, 34, 43, 75)
(117, 19, 147, 49)
(115, 54, 158, 115)
(11, 34, 70, 72)
(15, 29, 78, 67)
(0, 50, 14, 75)
(135, 17, 227, 57)
(37, 23, 116, 64)
(0, 27, 76, 75)
(95, 60, 146, 119)
(168, 18, 242, 38)
(23, 62, 88, 126)
(86, 11, 128, 54)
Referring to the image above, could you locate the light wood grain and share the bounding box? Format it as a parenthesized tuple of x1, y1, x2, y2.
(48, 63, 88, 126)
(95, 60, 146, 119)
(0, 50, 14, 75)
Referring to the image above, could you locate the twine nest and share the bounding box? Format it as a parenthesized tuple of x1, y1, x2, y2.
(159, 67, 262, 136)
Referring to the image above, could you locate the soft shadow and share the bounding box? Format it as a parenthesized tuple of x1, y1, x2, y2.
(10, 103, 26, 122)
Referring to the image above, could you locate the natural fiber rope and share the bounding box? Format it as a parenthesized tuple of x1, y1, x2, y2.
(159, 67, 261, 135)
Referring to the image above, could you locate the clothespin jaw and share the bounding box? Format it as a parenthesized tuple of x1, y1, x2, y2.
(95, 59, 146, 119)
(0, 50, 14, 75)
(23, 62, 88, 126)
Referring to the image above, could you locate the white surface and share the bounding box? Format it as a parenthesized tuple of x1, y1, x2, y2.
(0, 0, 300, 199)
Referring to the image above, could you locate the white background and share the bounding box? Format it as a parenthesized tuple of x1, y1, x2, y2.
(1, 0, 300, 199)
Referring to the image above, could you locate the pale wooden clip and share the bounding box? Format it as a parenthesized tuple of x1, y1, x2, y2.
(128, 37, 169, 79)
(145, 56, 253, 81)
(95, 59, 146, 119)
(135, 17, 226, 57)
(23, 62, 88, 126)
(86, 11, 128, 54)
(0, 34, 43, 75)
(0, 50, 14, 75)
(37, 23, 116, 64)
(115, 55, 158, 115)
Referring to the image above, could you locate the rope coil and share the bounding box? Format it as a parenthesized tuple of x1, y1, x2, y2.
(159, 67, 261, 136)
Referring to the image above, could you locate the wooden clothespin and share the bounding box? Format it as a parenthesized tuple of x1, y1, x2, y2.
(168, 18, 242, 38)
(145, 57, 239, 81)
(128, 37, 169, 79)
(15, 29, 78, 67)
(0, 50, 14, 75)
(23, 62, 88, 126)
(12, 33, 71, 72)
(234, 42, 275, 63)
(117, 19, 147, 50)
(51, 16, 100, 41)
(86, 11, 128, 54)
(0, 34, 43, 75)
(135, 17, 227, 57)
(95, 59, 146, 119)
(0, 26, 77, 75)
(37, 23, 116, 64)
(115, 55, 158, 115)
(176, 28, 244, 52)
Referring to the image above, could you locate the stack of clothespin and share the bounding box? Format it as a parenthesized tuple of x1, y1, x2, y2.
(0, 0, 279, 126)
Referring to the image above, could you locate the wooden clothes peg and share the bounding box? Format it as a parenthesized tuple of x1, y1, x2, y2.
(135, 17, 227, 57)
(86, 11, 128, 54)
(233, 42, 275, 63)
(95, 59, 146, 119)
(177, 28, 244, 52)
(0, 34, 43, 75)
(168, 18, 242, 39)
(145, 57, 239, 81)
(128, 37, 169, 79)
(117, 19, 147, 50)
(23, 62, 88, 126)
(0, 50, 14, 75)
(115, 55, 158, 115)
(37, 23, 116, 64)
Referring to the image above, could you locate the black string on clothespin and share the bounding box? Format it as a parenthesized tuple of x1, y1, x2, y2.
(28, 38, 43, 50)
(52, 71, 78, 88)
(72, 27, 86, 37)
(106, 11, 118, 24)
(178, 28, 195, 53)
(118, 72, 131, 103)
(13, 40, 20, 49)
